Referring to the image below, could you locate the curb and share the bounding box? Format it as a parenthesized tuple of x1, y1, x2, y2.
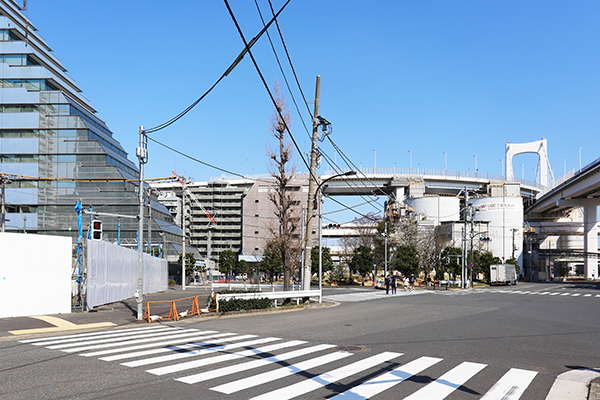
(545, 368, 600, 400)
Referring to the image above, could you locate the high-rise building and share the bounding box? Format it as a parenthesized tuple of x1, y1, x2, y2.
(0, 1, 181, 256)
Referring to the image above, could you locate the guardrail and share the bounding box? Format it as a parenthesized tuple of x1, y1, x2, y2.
(214, 289, 322, 312)
(210, 282, 302, 291)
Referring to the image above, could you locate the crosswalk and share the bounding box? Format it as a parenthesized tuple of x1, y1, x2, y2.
(323, 287, 600, 302)
(20, 325, 539, 399)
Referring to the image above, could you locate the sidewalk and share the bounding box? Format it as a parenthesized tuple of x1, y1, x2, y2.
(0, 286, 213, 339)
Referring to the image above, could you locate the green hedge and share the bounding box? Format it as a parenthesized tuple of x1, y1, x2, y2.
(218, 297, 272, 312)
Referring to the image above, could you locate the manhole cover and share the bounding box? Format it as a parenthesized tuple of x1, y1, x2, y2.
(333, 345, 369, 353)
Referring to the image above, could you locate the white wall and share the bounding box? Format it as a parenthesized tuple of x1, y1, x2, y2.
(86, 240, 167, 310)
(0, 232, 71, 318)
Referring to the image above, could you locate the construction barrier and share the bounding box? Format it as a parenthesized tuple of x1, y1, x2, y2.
(144, 294, 213, 323)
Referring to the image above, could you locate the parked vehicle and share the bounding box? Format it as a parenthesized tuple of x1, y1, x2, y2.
(490, 264, 517, 285)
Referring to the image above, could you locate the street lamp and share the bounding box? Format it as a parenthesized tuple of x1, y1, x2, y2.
(313, 171, 357, 302)
(473, 155, 478, 172)
(409, 150, 412, 172)
(443, 152, 447, 170)
(579, 147, 582, 172)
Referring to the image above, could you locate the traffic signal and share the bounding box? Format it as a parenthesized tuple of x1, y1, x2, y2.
(480, 236, 491, 242)
(326, 224, 341, 229)
(91, 220, 102, 240)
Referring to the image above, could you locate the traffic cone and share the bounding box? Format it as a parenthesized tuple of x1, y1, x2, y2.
(334, 280, 337, 286)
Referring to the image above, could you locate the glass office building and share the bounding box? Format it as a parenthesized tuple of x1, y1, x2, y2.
(0, 0, 182, 256)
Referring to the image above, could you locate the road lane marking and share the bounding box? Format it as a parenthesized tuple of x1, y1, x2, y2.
(147, 340, 305, 376)
(481, 368, 538, 400)
(331, 356, 442, 399)
(18, 325, 167, 343)
(121, 336, 274, 367)
(403, 361, 487, 400)
(247, 352, 401, 400)
(47, 328, 194, 350)
(176, 344, 336, 385)
(212, 351, 356, 395)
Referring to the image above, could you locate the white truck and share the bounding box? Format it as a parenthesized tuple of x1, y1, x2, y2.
(490, 264, 517, 285)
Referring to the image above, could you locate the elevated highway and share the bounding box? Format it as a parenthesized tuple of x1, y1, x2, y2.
(524, 157, 600, 279)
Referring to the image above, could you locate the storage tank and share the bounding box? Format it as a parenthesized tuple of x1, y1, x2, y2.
(470, 196, 523, 267)
(405, 196, 460, 225)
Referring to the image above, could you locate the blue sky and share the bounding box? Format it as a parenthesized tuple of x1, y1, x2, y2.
(26, 1, 599, 221)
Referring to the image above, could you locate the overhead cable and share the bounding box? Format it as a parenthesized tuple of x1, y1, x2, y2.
(144, 0, 292, 134)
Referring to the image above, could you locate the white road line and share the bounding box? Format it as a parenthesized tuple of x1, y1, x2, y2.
(571, 293, 581, 297)
(121, 336, 277, 367)
(247, 351, 402, 400)
(561, 293, 571, 296)
(61, 329, 207, 353)
(147, 340, 306, 376)
(330, 356, 442, 399)
(539, 292, 550, 295)
(46, 328, 192, 350)
(550, 293, 560, 296)
(480, 368, 538, 400)
(403, 361, 487, 400)
(211, 351, 355, 394)
(584, 294, 592, 297)
(176, 344, 336, 385)
(101, 334, 251, 362)
(20, 325, 171, 344)
(80, 332, 230, 358)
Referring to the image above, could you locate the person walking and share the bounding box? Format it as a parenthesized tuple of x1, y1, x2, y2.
(403, 276, 409, 291)
(409, 273, 416, 291)
(385, 274, 391, 295)
(391, 274, 397, 295)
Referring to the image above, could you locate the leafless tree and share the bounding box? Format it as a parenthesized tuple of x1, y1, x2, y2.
(265, 82, 300, 292)
(340, 213, 378, 282)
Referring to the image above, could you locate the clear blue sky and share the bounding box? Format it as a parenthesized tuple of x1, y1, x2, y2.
(26, 1, 599, 221)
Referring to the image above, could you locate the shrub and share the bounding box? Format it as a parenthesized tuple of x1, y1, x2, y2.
(168, 279, 176, 287)
(218, 297, 272, 312)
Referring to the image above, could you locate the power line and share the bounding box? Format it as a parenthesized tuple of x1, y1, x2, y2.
(144, 0, 292, 134)
(253, 0, 311, 141)
(223, 0, 314, 179)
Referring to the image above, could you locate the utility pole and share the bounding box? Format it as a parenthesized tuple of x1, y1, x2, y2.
(303, 75, 320, 291)
(135, 127, 147, 321)
(469, 202, 474, 289)
(384, 219, 388, 278)
(1, 174, 11, 232)
(181, 179, 186, 290)
(463, 187, 469, 288)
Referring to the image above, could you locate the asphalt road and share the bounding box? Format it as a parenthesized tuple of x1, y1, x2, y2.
(1, 282, 599, 399)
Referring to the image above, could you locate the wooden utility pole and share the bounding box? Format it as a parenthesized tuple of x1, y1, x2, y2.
(303, 76, 320, 291)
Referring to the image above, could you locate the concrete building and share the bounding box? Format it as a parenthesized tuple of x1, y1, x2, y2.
(0, 1, 182, 255)
(151, 174, 317, 269)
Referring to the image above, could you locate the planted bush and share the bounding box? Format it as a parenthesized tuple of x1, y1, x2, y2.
(218, 297, 272, 312)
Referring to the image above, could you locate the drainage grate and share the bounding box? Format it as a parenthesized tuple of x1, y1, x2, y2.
(333, 345, 369, 353)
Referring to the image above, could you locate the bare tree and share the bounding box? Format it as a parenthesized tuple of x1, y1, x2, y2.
(340, 213, 378, 282)
(265, 82, 300, 292)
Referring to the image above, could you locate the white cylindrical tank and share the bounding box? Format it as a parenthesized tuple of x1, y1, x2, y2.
(470, 196, 523, 268)
(406, 196, 460, 225)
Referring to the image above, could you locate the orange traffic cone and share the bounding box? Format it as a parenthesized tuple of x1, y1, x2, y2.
(334, 280, 337, 286)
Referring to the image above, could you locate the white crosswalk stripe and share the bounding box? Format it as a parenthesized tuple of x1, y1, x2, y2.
(481, 368, 538, 400)
(404, 361, 487, 400)
(331, 356, 442, 399)
(21, 326, 540, 399)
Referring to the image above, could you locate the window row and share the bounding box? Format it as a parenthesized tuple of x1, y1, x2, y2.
(0, 79, 56, 91)
(0, 104, 38, 113)
(0, 54, 38, 66)
(0, 29, 19, 41)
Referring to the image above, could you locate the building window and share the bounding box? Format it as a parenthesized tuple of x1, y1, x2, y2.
(258, 185, 268, 193)
(302, 185, 309, 193)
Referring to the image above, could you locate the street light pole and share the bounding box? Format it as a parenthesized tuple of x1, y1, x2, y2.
(314, 171, 356, 298)
(443, 152, 447, 170)
(409, 150, 412, 172)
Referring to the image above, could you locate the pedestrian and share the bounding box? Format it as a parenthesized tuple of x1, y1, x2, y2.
(403, 276, 409, 291)
(409, 274, 416, 291)
(385, 275, 390, 294)
(391, 274, 397, 294)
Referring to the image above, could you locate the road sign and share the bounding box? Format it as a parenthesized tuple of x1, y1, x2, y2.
(469, 263, 473, 268)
